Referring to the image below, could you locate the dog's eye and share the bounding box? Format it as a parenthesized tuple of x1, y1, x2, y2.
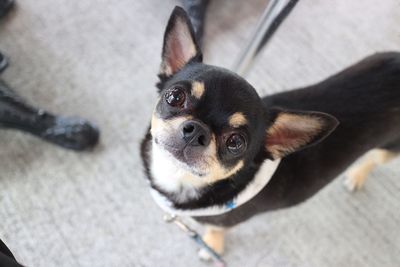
(165, 87, 185, 107)
(226, 134, 246, 154)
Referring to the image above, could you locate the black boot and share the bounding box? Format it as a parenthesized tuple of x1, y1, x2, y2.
(0, 52, 8, 73)
(0, 0, 14, 73)
(182, 0, 210, 47)
(0, 0, 14, 19)
(0, 80, 100, 151)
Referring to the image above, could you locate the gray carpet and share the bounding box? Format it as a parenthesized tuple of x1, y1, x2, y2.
(1, 0, 400, 266)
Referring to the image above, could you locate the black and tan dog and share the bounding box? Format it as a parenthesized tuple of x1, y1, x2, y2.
(141, 6, 400, 258)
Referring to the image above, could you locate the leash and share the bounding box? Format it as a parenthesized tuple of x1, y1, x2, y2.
(163, 214, 227, 267)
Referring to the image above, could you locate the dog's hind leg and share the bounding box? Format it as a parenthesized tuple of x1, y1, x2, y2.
(198, 226, 225, 261)
(344, 149, 398, 192)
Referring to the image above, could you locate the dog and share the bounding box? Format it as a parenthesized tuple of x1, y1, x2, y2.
(141, 6, 400, 259)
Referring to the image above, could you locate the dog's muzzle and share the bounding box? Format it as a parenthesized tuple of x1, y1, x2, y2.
(179, 120, 211, 147)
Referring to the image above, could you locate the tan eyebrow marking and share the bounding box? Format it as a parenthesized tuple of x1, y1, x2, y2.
(191, 81, 205, 99)
(228, 112, 247, 128)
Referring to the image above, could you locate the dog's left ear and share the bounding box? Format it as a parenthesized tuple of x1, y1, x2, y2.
(159, 6, 202, 77)
(265, 109, 339, 159)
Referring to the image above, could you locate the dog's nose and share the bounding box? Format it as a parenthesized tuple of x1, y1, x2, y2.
(180, 120, 211, 147)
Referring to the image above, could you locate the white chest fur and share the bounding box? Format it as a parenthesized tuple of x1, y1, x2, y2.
(150, 142, 281, 216)
(150, 141, 206, 202)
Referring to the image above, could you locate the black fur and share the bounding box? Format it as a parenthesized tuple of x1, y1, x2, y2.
(195, 52, 400, 226)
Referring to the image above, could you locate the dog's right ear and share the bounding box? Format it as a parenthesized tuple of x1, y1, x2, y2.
(159, 6, 202, 78)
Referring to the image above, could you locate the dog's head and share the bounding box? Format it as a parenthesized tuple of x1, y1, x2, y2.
(150, 7, 338, 196)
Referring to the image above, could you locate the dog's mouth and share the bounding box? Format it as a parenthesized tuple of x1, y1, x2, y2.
(154, 137, 209, 177)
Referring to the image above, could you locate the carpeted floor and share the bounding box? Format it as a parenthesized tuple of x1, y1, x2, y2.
(1, 0, 400, 266)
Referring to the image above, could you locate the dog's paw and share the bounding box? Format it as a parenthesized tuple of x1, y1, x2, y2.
(198, 248, 212, 261)
(343, 175, 357, 192)
(343, 169, 366, 192)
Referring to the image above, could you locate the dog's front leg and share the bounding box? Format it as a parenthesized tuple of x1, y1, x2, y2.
(198, 226, 226, 260)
